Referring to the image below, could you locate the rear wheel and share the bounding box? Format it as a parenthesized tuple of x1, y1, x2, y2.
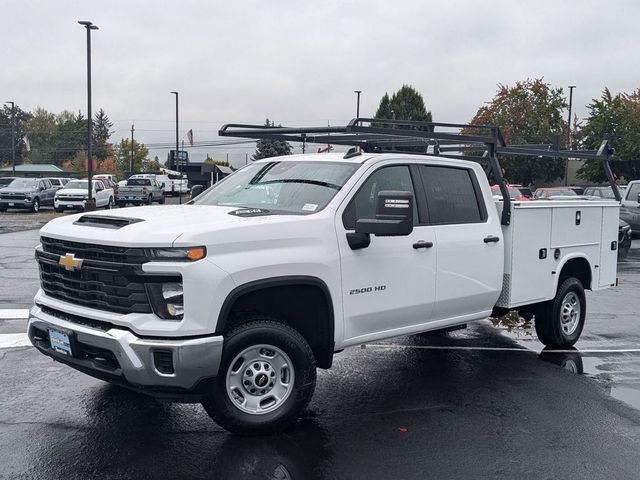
(202, 318, 316, 436)
(535, 277, 586, 348)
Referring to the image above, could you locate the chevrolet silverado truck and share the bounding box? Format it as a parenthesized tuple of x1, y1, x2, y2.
(28, 120, 620, 435)
(116, 177, 165, 207)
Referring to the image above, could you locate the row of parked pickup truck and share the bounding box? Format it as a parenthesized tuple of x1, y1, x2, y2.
(0, 172, 190, 213)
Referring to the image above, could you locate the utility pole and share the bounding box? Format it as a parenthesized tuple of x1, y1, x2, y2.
(78, 21, 98, 209)
(354, 90, 362, 118)
(171, 92, 180, 204)
(4, 101, 15, 175)
(130, 123, 134, 174)
(565, 85, 576, 186)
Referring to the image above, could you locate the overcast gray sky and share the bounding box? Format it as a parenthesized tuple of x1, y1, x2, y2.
(3, 0, 639, 166)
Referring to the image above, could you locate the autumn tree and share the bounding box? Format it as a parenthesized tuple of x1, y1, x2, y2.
(114, 138, 150, 174)
(465, 79, 567, 186)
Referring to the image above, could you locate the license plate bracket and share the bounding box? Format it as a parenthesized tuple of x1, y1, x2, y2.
(48, 328, 75, 356)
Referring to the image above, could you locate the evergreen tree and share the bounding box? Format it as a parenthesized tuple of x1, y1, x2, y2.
(93, 108, 114, 161)
(374, 85, 432, 122)
(252, 119, 293, 160)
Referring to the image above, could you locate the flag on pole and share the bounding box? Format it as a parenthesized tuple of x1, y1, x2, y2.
(187, 129, 193, 146)
(22, 135, 31, 152)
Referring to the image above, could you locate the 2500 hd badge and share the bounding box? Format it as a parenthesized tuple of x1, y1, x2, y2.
(349, 285, 387, 295)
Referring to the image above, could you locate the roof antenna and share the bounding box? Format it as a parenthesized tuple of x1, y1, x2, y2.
(343, 147, 362, 159)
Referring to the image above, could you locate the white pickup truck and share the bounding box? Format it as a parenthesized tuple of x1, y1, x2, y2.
(27, 120, 620, 435)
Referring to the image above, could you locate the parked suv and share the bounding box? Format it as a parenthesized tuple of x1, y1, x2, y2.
(0, 177, 56, 212)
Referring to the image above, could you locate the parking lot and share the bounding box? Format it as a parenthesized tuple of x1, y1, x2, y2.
(1, 209, 640, 479)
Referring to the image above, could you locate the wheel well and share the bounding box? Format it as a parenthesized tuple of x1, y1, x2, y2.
(218, 279, 335, 369)
(559, 257, 591, 290)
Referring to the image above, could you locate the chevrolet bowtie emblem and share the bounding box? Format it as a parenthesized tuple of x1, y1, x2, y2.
(58, 253, 83, 271)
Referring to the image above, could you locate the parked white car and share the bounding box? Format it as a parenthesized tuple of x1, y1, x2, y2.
(54, 179, 114, 212)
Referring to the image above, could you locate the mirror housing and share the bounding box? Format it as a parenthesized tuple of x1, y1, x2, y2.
(191, 184, 205, 200)
(161, 182, 166, 188)
(636, 192, 640, 204)
(355, 190, 414, 237)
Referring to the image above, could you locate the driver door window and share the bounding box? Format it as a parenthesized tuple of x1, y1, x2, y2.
(342, 165, 418, 229)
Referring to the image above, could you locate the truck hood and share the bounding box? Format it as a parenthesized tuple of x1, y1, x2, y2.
(56, 188, 91, 196)
(39, 205, 311, 247)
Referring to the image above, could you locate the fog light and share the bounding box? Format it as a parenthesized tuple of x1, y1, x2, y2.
(146, 280, 184, 320)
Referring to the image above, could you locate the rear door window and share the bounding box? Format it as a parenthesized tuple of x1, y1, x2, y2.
(417, 165, 486, 225)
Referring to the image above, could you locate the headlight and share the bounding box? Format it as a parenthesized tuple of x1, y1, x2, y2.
(146, 281, 184, 320)
(146, 247, 206, 261)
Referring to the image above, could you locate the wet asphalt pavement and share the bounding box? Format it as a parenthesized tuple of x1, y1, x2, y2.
(1, 221, 640, 478)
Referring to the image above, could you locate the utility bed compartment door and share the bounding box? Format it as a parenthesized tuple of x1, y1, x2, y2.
(599, 205, 619, 288)
(551, 207, 601, 247)
(508, 207, 553, 306)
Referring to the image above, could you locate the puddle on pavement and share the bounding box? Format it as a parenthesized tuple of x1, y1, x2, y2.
(492, 313, 640, 411)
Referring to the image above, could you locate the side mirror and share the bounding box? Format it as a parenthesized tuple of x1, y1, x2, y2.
(636, 192, 640, 204)
(161, 182, 166, 188)
(355, 190, 414, 237)
(191, 184, 204, 199)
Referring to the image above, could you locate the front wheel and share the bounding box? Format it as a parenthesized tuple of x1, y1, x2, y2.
(159, 195, 165, 204)
(31, 198, 40, 213)
(106, 197, 114, 209)
(535, 277, 586, 348)
(202, 318, 316, 436)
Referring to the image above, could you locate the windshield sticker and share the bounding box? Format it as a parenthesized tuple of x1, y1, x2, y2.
(302, 203, 318, 212)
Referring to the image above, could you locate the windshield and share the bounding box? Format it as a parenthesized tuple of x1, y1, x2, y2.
(64, 181, 88, 189)
(193, 161, 360, 214)
(8, 178, 37, 188)
(127, 179, 152, 186)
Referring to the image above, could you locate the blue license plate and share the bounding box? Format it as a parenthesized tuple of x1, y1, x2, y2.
(49, 329, 73, 356)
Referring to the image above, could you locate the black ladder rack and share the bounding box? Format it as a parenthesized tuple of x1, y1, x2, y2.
(219, 118, 618, 226)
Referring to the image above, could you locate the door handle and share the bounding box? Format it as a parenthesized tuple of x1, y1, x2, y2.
(483, 235, 500, 243)
(413, 241, 434, 249)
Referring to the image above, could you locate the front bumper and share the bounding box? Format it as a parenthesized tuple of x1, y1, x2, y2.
(28, 304, 224, 398)
(55, 198, 87, 209)
(0, 198, 34, 209)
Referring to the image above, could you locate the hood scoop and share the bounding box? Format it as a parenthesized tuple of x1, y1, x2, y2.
(73, 215, 144, 229)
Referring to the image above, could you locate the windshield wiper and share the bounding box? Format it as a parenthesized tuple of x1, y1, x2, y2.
(258, 179, 341, 190)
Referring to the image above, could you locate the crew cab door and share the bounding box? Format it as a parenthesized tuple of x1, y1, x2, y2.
(415, 165, 503, 321)
(336, 163, 437, 344)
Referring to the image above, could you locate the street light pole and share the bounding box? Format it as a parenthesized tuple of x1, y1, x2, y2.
(171, 91, 180, 204)
(565, 85, 576, 186)
(354, 90, 362, 118)
(4, 101, 15, 175)
(78, 21, 99, 209)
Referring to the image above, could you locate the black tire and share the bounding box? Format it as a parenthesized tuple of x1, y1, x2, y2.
(117, 201, 126, 208)
(535, 277, 586, 348)
(202, 317, 316, 436)
(106, 197, 114, 209)
(54, 207, 64, 213)
(31, 198, 40, 213)
(0, 206, 7, 212)
(146, 195, 152, 205)
(159, 195, 165, 204)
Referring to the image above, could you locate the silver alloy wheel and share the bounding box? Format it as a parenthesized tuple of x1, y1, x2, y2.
(32, 199, 39, 212)
(560, 291, 581, 335)
(226, 344, 295, 415)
